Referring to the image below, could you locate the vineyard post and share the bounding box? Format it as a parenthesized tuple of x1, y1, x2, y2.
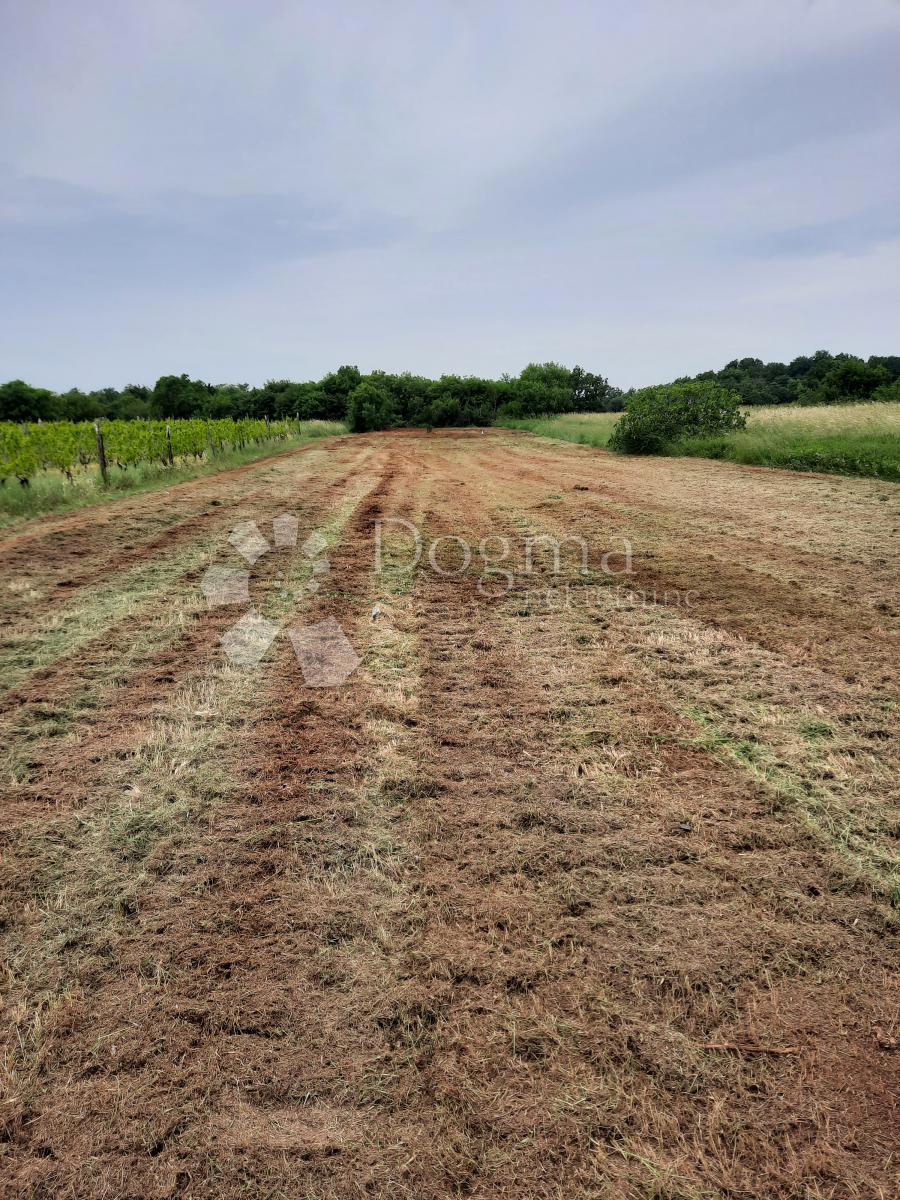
(165, 423, 174, 465)
(94, 421, 109, 485)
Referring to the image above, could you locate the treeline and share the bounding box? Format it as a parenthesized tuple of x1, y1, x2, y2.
(4, 352, 898, 431)
(672, 351, 900, 407)
(0, 363, 621, 428)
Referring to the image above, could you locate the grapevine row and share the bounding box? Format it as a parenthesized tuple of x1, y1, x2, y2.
(0, 417, 301, 484)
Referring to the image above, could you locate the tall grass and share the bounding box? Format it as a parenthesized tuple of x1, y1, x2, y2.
(497, 404, 900, 481)
(0, 420, 346, 529)
(673, 402, 900, 480)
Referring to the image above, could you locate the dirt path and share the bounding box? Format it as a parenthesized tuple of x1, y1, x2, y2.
(1, 431, 897, 1198)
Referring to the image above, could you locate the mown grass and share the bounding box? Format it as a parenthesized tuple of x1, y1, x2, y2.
(498, 403, 900, 480)
(0, 420, 347, 529)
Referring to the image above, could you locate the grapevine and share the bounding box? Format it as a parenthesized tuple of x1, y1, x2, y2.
(0, 417, 301, 485)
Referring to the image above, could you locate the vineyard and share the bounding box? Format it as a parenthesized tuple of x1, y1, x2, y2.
(0, 417, 306, 485)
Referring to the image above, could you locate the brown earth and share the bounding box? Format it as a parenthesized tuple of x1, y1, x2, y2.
(1, 429, 898, 1199)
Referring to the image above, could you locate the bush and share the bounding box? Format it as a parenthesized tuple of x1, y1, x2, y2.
(609, 382, 745, 454)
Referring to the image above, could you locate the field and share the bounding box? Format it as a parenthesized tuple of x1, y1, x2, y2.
(1, 429, 898, 1198)
(503, 401, 900, 479)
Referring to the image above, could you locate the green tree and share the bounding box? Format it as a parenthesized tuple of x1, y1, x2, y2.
(321, 365, 362, 420)
(151, 374, 210, 419)
(57, 388, 101, 422)
(0, 380, 58, 421)
(346, 380, 397, 432)
(801, 357, 889, 405)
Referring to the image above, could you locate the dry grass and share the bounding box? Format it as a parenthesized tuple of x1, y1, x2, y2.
(0, 430, 897, 1198)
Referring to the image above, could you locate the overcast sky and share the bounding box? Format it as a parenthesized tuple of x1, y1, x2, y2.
(2, 0, 899, 391)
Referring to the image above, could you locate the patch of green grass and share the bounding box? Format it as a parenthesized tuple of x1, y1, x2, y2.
(0, 421, 347, 529)
(496, 412, 619, 448)
(0, 543, 214, 696)
(685, 704, 899, 902)
(799, 719, 835, 741)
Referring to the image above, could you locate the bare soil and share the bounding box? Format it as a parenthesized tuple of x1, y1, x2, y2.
(1, 430, 897, 1199)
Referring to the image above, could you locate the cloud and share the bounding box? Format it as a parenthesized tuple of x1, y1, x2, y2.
(1, 0, 898, 389)
(474, 33, 900, 229)
(0, 172, 404, 292)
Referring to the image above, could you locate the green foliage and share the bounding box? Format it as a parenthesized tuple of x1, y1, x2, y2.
(5, 350, 896, 433)
(673, 408, 900, 480)
(0, 380, 58, 422)
(0, 420, 345, 524)
(151, 374, 212, 419)
(0, 416, 314, 485)
(799, 357, 889, 405)
(347, 381, 398, 432)
(0, 361, 619, 430)
(609, 382, 745, 454)
(872, 378, 900, 404)
(674, 351, 900, 407)
(503, 401, 900, 482)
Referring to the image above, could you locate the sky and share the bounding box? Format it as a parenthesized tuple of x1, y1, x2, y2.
(2, 0, 899, 391)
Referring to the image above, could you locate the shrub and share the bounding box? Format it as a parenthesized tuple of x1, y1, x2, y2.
(609, 381, 745, 454)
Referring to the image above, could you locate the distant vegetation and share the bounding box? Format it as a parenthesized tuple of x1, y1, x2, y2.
(669, 350, 900, 407)
(2, 417, 299, 485)
(2, 352, 898, 432)
(3, 351, 899, 484)
(0, 363, 621, 429)
(506, 402, 900, 482)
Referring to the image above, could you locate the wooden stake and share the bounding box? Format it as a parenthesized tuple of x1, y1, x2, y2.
(94, 421, 109, 485)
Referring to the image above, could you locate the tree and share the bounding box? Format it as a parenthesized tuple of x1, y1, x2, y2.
(57, 389, 101, 422)
(346, 381, 397, 432)
(151, 374, 210, 419)
(571, 365, 617, 410)
(800, 357, 889, 405)
(0, 379, 58, 421)
(321, 365, 362, 420)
